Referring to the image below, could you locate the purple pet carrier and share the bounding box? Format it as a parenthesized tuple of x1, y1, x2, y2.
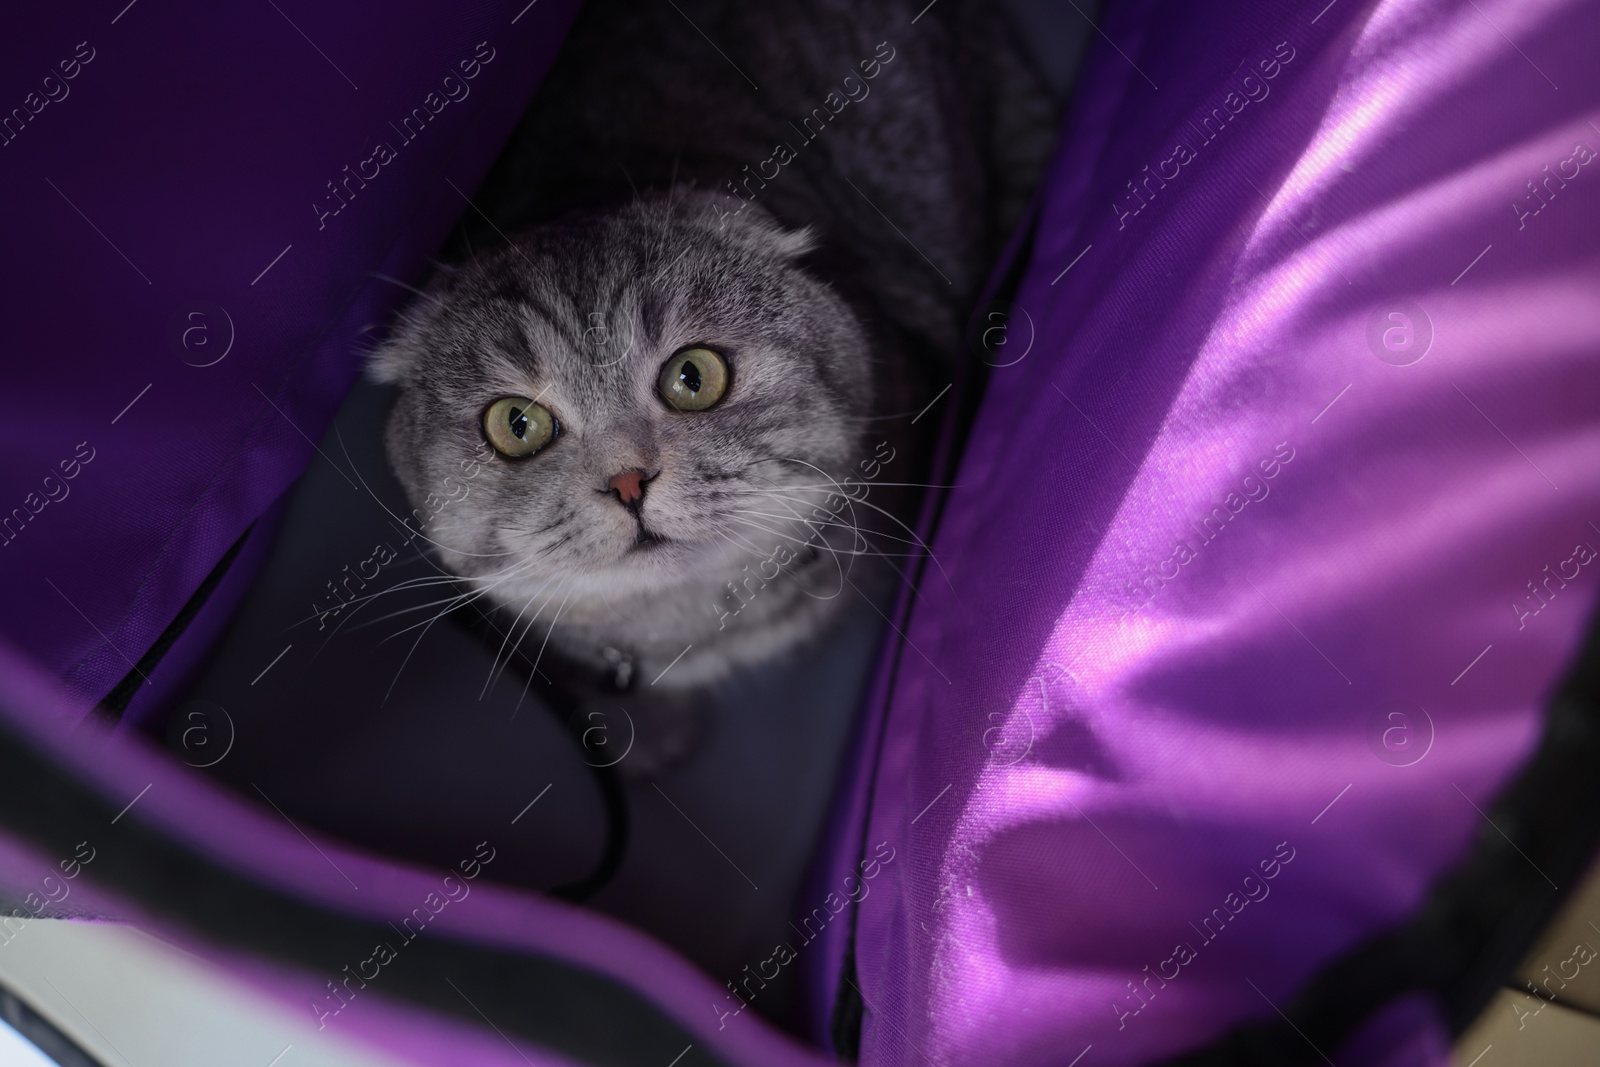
(2, 0, 1598, 1064)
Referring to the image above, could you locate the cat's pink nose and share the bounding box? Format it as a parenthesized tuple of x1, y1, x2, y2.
(608, 469, 646, 505)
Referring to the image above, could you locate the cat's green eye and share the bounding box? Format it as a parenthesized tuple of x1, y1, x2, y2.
(658, 347, 729, 412)
(483, 396, 556, 458)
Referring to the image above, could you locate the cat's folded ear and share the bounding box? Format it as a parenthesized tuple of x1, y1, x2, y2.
(367, 329, 428, 385)
(366, 274, 453, 384)
(758, 221, 820, 260)
(685, 191, 819, 261)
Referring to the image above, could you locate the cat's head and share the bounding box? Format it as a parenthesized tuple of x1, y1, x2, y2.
(369, 192, 874, 603)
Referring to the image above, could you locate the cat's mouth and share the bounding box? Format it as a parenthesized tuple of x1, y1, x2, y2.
(628, 525, 670, 553)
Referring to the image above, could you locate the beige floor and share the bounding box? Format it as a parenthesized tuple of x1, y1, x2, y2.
(1454, 993, 1600, 1067)
(1455, 853, 1600, 1066)
(1, 877, 1598, 1066)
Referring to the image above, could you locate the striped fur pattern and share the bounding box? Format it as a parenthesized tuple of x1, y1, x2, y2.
(370, 0, 1054, 701)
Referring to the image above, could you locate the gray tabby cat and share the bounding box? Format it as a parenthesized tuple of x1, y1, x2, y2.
(369, 0, 1054, 761)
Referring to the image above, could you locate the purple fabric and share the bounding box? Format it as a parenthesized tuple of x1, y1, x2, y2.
(117, 496, 287, 730)
(0, 640, 836, 1067)
(835, 0, 1600, 1063)
(1331, 993, 1453, 1067)
(0, 0, 580, 713)
(5, 0, 1597, 1064)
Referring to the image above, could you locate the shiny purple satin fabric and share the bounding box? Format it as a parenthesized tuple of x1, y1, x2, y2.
(838, 0, 1600, 1063)
(2, 0, 1597, 1063)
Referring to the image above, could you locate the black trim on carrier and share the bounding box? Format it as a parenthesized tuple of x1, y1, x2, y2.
(0, 708, 733, 1067)
(97, 525, 254, 721)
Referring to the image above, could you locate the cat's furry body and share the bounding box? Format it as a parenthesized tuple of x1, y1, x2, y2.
(371, 0, 1053, 718)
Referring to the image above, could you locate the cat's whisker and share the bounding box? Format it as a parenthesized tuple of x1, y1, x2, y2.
(728, 491, 815, 527)
(726, 499, 924, 561)
(479, 588, 542, 701)
(332, 427, 515, 560)
(725, 480, 927, 572)
(305, 566, 505, 658)
(300, 549, 543, 639)
(728, 505, 867, 538)
(484, 570, 562, 698)
(349, 589, 483, 633)
(289, 573, 456, 633)
(824, 495, 941, 583)
(718, 527, 789, 565)
(348, 542, 546, 667)
(726, 506, 865, 539)
(726, 517, 852, 600)
(745, 460, 956, 593)
(730, 480, 963, 491)
(726, 515, 859, 576)
(739, 456, 957, 493)
(790, 493, 944, 601)
(377, 574, 535, 707)
(377, 576, 521, 705)
(381, 602, 459, 707)
(848, 408, 934, 422)
(719, 524, 890, 599)
(728, 497, 928, 551)
(384, 550, 440, 568)
(596, 586, 628, 623)
(733, 483, 851, 533)
(512, 581, 574, 722)
(727, 516, 932, 616)
(311, 562, 518, 617)
(359, 554, 542, 645)
(727, 516, 916, 561)
(479, 587, 538, 701)
(488, 570, 571, 703)
(367, 271, 446, 310)
(353, 566, 536, 636)
(528, 585, 574, 680)
(726, 515, 829, 557)
(374, 571, 525, 645)
(615, 157, 641, 205)
(715, 528, 756, 554)
(877, 550, 926, 605)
